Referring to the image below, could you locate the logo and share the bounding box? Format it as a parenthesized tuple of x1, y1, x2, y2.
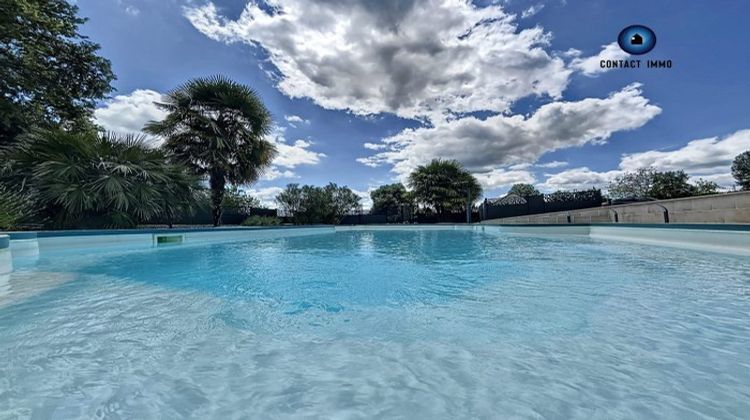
(617, 25, 656, 55)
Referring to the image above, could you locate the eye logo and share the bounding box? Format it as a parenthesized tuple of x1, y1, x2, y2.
(618, 25, 656, 55)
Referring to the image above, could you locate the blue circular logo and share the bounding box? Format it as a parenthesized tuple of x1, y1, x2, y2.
(617, 25, 656, 55)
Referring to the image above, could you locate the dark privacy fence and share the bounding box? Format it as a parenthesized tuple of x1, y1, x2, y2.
(147, 207, 277, 226)
(340, 211, 480, 225)
(481, 190, 603, 221)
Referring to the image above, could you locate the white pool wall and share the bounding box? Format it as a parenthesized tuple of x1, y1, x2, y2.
(479, 224, 750, 257)
(4, 225, 749, 258)
(0, 235, 11, 296)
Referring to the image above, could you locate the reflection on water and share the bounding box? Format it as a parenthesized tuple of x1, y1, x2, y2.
(1, 230, 750, 418)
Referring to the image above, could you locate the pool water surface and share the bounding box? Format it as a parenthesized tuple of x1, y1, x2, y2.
(1, 229, 749, 418)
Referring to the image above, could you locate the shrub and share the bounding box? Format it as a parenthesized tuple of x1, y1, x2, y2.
(241, 215, 281, 226)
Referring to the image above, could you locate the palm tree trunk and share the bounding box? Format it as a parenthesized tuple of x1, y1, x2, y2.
(209, 172, 226, 227)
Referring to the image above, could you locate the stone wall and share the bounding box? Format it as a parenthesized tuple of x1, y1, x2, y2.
(481, 191, 750, 225)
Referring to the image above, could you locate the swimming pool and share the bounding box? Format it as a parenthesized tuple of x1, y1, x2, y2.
(1, 227, 750, 418)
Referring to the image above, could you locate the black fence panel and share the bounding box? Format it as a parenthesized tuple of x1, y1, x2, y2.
(415, 212, 480, 224)
(482, 190, 603, 221)
(339, 214, 388, 225)
(147, 207, 277, 226)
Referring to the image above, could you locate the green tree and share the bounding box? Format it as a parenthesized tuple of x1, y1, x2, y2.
(508, 183, 540, 197)
(144, 76, 276, 226)
(370, 183, 413, 220)
(649, 170, 694, 199)
(276, 183, 303, 219)
(692, 179, 720, 196)
(275, 183, 360, 224)
(732, 151, 750, 190)
(0, 0, 115, 143)
(222, 185, 261, 213)
(408, 159, 482, 218)
(3, 129, 198, 228)
(607, 168, 657, 200)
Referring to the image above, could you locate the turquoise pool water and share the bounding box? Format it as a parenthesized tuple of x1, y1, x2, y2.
(1, 229, 750, 418)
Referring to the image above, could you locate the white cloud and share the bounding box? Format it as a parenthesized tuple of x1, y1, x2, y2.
(273, 138, 326, 169)
(184, 0, 677, 193)
(363, 142, 387, 151)
(540, 167, 621, 191)
(475, 168, 536, 189)
(351, 188, 374, 211)
(569, 43, 630, 76)
(618, 130, 750, 177)
(284, 114, 310, 126)
(263, 127, 326, 179)
(536, 160, 568, 168)
(261, 167, 298, 181)
(124, 5, 140, 16)
(244, 186, 284, 208)
(521, 4, 544, 18)
(94, 90, 167, 144)
(540, 129, 750, 190)
(184, 0, 572, 121)
(359, 84, 661, 181)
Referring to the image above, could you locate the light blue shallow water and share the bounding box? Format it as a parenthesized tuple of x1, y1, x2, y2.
(1, 229, 750, 419)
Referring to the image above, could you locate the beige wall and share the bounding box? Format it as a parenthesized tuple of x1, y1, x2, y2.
(482, 191, 750, 225)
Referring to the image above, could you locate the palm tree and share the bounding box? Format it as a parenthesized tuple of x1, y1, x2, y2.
(408, 159, 482, 219)
(144, 76, 276, 226)
(4, 129, 198, 228)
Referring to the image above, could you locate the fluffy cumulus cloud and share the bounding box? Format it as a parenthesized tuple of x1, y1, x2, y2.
(184, 0, 573, 120)
(359, 84, 661, 187)
(569, 43, 630, 76)
(256, 128, 326, 180)
(541, 129, 750, 190)
(475, 168, 537, 189)
(94, 90, 167, 142)
(184, 0, 669, 192)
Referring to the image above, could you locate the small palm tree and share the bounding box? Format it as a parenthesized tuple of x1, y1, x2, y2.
(5, 129, 198, 228)
(144, 76, 276, 226)
(408, 159, 482, 219)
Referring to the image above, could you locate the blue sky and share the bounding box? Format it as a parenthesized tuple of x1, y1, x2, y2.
(81, 0, 750, 206)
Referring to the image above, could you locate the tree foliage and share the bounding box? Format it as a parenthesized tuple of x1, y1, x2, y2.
(144, 76, 275, 226)
(508, 183, 540, 197)
(650, 170, 694, 200)
(241, 215, 281, 226)
(545, 188, 603, 203)
(608, 168, 721, 200)
(607, 168, 656, 200)
(732, 151, 750, 190)
(370, 183, 413, 217)
(1, 129, 199, 228)
(276, 183, 361, 224)
(0, 0, 115, 143)
(407, 159, 482, 216)
(692, 179, 720, 196)
(0, 184, 35, 229)
(222, 185, 261, 213)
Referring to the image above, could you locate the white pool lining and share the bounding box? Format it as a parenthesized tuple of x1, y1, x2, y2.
(3, 225, 749, 262)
